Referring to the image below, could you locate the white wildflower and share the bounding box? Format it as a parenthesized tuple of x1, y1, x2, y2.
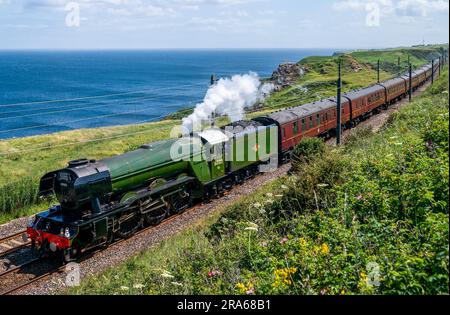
(171, 282, 183, 286)
(161, 271, 175, 279)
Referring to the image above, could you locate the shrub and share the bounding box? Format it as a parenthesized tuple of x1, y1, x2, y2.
(291, 137, 325, 172)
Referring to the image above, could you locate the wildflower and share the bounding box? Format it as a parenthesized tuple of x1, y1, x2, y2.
(265, 199, 274, 205)
(208, 270, 223, 278)
(317, 183, 329, 188)
(341, 289, 346, 295)
(356, 195, 363, 201)
(133, 284, 144, 289)
(245, 222, 259, 232)
(246, 287, 255, 295)
(236, 282, 254, 294)
(161, 271, 174, 279)
(171, 282, 183, 286)
(321, 243, 330, 255)
(281, 185, 288, 190)
(236, 283, 246, 292)
(260, 241, 268, 247)
(280, 237, 289, 245)
(253, 202, 262, 208)
(273, 267, 297, 288)
(360, 272, 367, 280)
(275, 194, 284, 198)
(266, 193, 274, 198)
(299, 238, 307, 248)
(120, 286, 129, 291)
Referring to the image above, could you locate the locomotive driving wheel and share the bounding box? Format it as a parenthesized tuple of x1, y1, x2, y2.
(116, 211, 143, 239)
(168, 188, 191, 215)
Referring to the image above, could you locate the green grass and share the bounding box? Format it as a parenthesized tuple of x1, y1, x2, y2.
(66, 67, 449, 295)
(0, 44, 446, 224)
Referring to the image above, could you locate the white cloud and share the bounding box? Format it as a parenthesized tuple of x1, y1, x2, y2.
(333, 0, 449, 17)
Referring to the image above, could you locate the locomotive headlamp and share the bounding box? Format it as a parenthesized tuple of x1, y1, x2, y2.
(64, 227, 71, 238)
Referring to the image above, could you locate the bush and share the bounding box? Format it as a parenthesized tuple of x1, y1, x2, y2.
(291, 138, 325, 170)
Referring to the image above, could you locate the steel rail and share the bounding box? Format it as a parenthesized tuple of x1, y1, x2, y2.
(0, 230, 30, 257)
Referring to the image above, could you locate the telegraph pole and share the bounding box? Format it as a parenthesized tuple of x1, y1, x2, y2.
(377, 59, 380, 83)
(336, 61, 342, 146)
(432, 59, 435, 85)
(409, 63, 412, 102)
(211, 74, 217, 127)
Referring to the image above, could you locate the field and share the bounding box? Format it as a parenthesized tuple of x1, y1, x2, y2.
(67, 66, 449, 295)
(0, 45, 446, 223)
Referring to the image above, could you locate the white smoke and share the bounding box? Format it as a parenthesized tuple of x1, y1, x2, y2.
(182, 72, 274, 132)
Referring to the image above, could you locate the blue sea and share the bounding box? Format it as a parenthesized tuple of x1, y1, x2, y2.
(0, 49, 335, 139)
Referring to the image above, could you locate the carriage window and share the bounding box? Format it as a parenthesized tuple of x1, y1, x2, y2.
(282, 128, 286, 138)
(302, 119, 306, 131)
(309, 117, 314, 128)
(316, 114, 320, 125)
(293, 122, 298, 134)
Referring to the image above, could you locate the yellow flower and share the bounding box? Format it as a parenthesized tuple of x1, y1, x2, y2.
(273, 267, 297, 288)
(299, 238, 307, 249)
(236, 282, 254, 294)
(236, 283, 246, 291)
(321, 243, 330, 255)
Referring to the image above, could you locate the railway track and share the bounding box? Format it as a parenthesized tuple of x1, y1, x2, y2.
(0, 203, 200, 295)
(0, 230, 30, 257)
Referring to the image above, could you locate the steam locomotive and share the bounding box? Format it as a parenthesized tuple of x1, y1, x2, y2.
(27, 59, 441, 261)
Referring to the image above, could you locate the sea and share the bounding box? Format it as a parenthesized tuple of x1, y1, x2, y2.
(0, 49, 335, 139)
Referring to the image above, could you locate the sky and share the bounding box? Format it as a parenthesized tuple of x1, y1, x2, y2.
(0, 0, 448, 49)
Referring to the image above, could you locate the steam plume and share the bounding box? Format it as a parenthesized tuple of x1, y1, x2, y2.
(182, 72, 274, 132)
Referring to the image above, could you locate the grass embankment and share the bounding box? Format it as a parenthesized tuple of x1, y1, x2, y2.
(67, 67, 449, 295)
(0, 45, 446, 224)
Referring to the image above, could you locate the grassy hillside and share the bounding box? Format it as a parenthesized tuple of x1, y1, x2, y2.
(67, 67, 448, 295)
(0, 45, 446, 224)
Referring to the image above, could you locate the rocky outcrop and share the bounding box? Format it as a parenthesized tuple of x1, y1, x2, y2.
(270, 62, 308, 90)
